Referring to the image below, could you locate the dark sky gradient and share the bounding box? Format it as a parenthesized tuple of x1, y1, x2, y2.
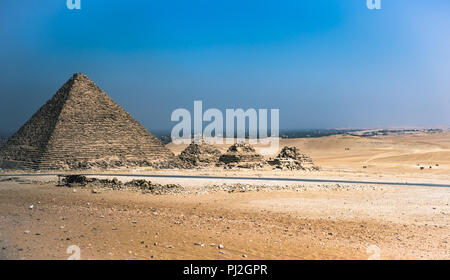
(0, 0, 449, 134)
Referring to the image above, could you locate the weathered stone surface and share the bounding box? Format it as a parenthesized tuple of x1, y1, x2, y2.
(60, 175, 184, 195)
(0, 136, 7, 148)
(178, 141, 222, 167)
(267, 146, 318, 170)
(219, 143, 263, 168)
(0, 73, 175, 170)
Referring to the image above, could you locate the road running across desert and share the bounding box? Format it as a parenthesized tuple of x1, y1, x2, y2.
(0, 132, 449, 259)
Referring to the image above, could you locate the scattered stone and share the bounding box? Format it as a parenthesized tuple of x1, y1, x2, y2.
(218, 244, 224, 249)
(58, 175, 376, 196)
(24, 230, 30, 234)
(194, 242, 205, 246)
(60, 176, 185, 195)
(125, 179, 185, 195)
(219, 250, 225, 254)
(28, 205, 34, 210)
(242, 254, 247, 258)
(64, 175, 90, 186)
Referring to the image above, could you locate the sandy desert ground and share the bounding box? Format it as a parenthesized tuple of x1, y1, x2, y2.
(0, 132, 449, 260)
(167, 131, 450, 180)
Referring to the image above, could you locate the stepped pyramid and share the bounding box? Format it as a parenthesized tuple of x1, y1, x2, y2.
(219, 143, 263, 168)
(178, 140, 222, 167)
(0, 73, 175, 170)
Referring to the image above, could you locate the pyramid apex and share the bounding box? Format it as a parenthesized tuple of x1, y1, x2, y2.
(68, 72, 96, 89)
(71, 72, 90, 80)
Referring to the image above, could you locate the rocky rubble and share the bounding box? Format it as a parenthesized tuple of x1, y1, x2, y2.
(60, 175, 377, 194)
(60, 175, 185, 194)
(195, 183, 378, 194)
(124, 179, 185, 195)
(267, 146, 319, 171)
(1, 175, 378, 195)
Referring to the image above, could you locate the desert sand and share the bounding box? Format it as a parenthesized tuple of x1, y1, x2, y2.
(0, 132, 449, 260)
(167, 131, 450, 179)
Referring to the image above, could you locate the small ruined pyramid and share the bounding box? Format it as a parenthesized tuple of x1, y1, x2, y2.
(0, 73, 175, 170)
(178, 140, 222, 167)
(219, 143, 263, 168)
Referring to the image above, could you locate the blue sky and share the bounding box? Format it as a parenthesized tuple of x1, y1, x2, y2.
(0, 0, 449, 133)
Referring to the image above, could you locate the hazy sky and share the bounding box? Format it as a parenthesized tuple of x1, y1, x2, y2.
(0, 0, 449, 134)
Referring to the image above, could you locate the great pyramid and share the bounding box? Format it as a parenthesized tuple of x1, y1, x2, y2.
(0, 73, 175, 170)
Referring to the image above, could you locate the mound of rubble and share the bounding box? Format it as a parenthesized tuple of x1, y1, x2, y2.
(60, 175, 184, 195)
(267, 146, 318, 171)
(178, 142, 222, 167)
(218, 143, 264, 168)
(56, 175, 376, 196)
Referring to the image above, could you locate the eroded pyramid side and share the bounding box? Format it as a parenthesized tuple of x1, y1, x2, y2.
(0, 73, 175, 170)
(0, 76, 75, 169)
